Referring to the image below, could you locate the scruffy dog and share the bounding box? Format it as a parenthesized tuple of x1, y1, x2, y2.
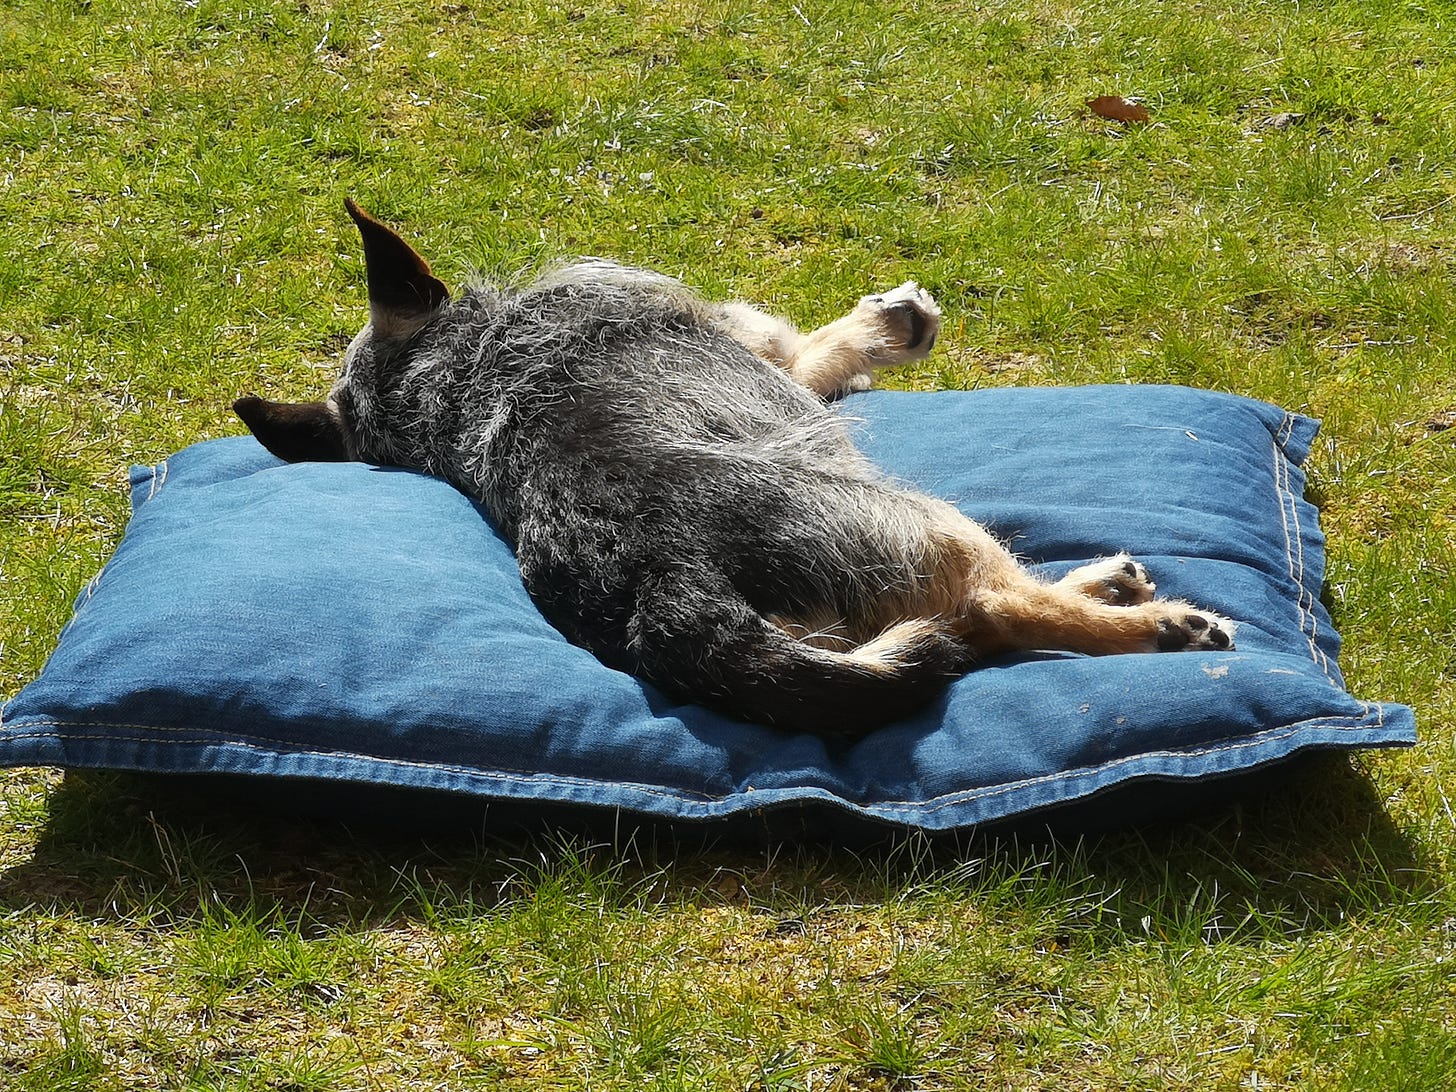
(235, 201, 1234, 735)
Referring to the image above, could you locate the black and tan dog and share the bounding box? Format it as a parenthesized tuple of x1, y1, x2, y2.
(235, 202, 1233, 735)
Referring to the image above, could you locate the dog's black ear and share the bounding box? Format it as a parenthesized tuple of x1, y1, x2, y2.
(344, 198, 450, 339)
(233, 395, 348, 463)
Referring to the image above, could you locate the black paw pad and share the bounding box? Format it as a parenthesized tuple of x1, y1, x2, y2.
(1104, 583, 1130, 605)
(891, 302, 929, 349)
(1156, 618, 1189, 651)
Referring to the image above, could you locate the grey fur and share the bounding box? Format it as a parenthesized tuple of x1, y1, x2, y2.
(325, 262, 973, 732)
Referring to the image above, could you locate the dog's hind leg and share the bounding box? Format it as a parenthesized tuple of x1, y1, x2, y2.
(903, 502, 1235, 658)
(622, 561, 970, 735)
(965, 580, 1236, 657)
(711, 301, 806, 370)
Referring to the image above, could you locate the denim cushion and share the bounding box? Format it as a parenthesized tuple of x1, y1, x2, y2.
(0, 386, 1415, 830)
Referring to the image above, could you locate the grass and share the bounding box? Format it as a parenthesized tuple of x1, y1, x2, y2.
(3, 0, 1456, 1086)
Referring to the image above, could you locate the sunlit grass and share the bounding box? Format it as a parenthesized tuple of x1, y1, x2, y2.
(4, 0, 1456, 1087)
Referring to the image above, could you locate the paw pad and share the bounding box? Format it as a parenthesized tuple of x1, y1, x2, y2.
(1064, 554, 1156, 606)
(1156, 612, 1235, 652)
(858, 282, 942, 360)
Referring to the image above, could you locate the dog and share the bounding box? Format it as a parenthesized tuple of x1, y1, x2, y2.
(234, 201, 1234, 735)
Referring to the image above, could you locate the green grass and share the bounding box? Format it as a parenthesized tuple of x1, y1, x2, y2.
(4, 0, 1456, 1086)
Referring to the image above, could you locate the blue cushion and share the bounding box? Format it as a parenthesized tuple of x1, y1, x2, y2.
(0, 385, 1415, 830)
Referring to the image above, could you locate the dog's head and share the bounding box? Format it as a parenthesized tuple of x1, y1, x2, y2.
(233, 199, 450, 463)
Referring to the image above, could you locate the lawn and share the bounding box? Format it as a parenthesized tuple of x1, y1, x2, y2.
(3, 0, 1455, 1087)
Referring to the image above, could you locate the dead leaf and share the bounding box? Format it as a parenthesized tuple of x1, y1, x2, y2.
(1086, 95, 1150, 123)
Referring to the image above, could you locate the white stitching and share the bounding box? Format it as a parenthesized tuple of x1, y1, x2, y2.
(1275, 410, 1295, 447)
(143, 458, 170, 502)
(915, 706, 1390, 812)
(80, 460, 168, 623)
(0, 718, 707, 796)
(1272, 415, 1333, 681)
(1280, 419, 1318, 662)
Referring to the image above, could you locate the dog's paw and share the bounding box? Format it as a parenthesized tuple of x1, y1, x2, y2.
(1154, 608, 1236, 652)
(857, 281, 942, 363)
(1062, 554, 1156, 606)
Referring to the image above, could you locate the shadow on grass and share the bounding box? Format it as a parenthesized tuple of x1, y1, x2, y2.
(0, 751, 1428, 942)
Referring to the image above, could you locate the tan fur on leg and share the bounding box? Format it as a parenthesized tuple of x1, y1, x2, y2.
(862, 504, 1235, 660)
(712, 301, 805, 368)
(968, 583, 1235, 657)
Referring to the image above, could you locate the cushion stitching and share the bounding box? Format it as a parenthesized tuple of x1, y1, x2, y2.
(1290, 429, 1334, 681)
(146, 459, 170, 502)
(1272, 418, 1333, 682)
(69, 465, 155, 611)
(0, 710, 1400, 810)
(1270, 427, 1304, 655)
(1279, 421, 1323, 670)
(69, 465, 165, 615)
(0, 718, 569, 779)
(0, 728, 722, 804)
(919, 709, 1389, 812)
(79, 570, 104, 606)
(1274, 411, 1295, 447)
(1274, 426, 1300, 645)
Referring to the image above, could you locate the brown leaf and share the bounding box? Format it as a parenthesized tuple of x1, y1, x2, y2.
(1086, 95, 1150, 123)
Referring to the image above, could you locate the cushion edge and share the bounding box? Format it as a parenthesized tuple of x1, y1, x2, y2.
(0, 702, 1417, 831)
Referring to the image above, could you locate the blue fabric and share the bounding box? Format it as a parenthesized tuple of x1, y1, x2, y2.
(0, 386, 1415, 830)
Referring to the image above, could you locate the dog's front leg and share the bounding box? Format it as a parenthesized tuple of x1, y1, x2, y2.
(782, 283, 942, 398)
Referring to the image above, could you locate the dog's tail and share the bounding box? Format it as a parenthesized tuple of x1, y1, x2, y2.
(624, 569, 970, 736)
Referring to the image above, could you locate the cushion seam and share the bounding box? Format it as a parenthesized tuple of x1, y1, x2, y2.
(146, 458, 170, 502)
(0, 707, 1398, 810)
(1273, 413, 1334, 683)
(74, 462, 168, 617)
(916, 706, 1387, 812)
